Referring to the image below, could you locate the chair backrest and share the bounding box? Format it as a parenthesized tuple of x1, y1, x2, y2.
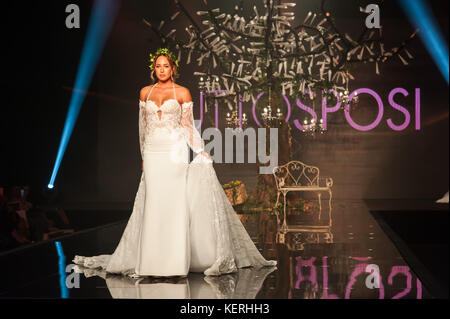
(272, 160, 320, 189)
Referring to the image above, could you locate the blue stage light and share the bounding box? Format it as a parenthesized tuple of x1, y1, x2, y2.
(55, 241, 69, 298)
(49, 0, 120, 187)
(398, 0, 449, 84)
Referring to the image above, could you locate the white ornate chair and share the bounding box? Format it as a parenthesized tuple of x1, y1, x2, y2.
(272, 160, 333, 232)
(275, 229, 334, 251)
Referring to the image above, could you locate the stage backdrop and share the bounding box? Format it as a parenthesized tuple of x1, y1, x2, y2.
(1, 0, 448, 209)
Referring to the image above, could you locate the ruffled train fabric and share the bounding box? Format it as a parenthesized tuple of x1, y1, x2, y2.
(73, 154, 276, 277)
(73, 262, 277, 299)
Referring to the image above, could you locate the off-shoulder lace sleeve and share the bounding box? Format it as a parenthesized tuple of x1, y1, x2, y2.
(138, 100, 146, 158)
(181, 101, 205, 153)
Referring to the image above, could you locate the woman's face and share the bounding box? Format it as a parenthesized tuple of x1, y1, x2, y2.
(155, 55, 173, 81)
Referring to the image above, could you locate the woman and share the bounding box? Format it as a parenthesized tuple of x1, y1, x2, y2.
(73, 48, 276, 277)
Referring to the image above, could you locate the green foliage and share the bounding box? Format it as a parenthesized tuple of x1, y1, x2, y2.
(149, 47, 179, 71)
(222, 180, 243, 204)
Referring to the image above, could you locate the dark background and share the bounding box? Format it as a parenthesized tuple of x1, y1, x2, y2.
(1, 0, 448, 209)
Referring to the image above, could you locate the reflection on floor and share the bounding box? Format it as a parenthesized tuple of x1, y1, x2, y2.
(0, 200, 440, 299)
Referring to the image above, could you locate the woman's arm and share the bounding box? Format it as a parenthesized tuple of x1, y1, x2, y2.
(179, 88, 211, 160)
(139, 86, 151, 165)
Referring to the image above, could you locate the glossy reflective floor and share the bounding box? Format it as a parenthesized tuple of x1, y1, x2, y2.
(0, 199, 442, 299)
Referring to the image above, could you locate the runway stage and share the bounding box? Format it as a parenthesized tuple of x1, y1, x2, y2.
(0, 199, 447, 299)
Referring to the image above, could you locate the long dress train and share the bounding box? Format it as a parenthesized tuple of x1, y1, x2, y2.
(73, 265, 277, 299)
(73, 82, 277, 277)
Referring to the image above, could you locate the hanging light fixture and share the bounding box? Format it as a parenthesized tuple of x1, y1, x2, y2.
(226, 108, 248, 129)
(226, 94, 248, 130)
(302, 94, 325, 136)
(261, 86, 283, 127)
(340, 71, 359, 110)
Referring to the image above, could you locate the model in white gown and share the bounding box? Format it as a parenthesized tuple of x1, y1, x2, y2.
(73, 81, 277, 277)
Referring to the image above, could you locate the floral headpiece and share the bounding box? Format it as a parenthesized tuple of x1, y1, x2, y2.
(149, 47, 179, 71)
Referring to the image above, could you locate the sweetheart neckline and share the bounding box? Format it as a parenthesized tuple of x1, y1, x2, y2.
(139, 99, 193, 109)
(147, 98, 179, 109)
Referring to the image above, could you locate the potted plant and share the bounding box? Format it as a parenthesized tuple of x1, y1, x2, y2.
(222, 180, 248, 206)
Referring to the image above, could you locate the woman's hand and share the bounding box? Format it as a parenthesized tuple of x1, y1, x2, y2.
(199, 151, 211, 160)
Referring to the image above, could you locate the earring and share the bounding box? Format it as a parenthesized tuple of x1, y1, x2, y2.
(151, 70, 155, 82)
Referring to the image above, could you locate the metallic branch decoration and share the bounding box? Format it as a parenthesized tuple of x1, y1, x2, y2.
(144, 0, 417, 112)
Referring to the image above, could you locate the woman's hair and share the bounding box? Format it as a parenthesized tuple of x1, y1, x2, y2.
(149, 51, 179, 83)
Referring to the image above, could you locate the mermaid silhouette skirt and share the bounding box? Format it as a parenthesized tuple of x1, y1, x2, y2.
(72, 100, 277, 278)
(136, 129, 191, 276)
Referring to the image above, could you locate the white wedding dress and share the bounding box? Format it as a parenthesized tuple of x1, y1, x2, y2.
(73, 82, 276, 277)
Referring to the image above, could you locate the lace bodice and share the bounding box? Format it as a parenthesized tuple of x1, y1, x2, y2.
(138, 83, 205, 157)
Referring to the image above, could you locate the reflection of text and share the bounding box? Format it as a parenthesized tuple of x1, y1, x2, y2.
(294, 257, 422, 299)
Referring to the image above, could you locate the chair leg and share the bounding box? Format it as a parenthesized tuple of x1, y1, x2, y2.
(317, 192, 322, 221)
(328, 189, 333, 227)
(276, 230, 285, 244)
(275, 191, 280, 209)
(282, 191, 288, 232)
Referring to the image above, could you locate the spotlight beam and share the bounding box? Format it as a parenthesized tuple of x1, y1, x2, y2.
(49, 0, 120, 188)
(55, 241, 68, 298)
(398, 0, 449, 84)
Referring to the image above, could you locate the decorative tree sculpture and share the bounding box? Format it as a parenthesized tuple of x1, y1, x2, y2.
(144, 0, 417, 206)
